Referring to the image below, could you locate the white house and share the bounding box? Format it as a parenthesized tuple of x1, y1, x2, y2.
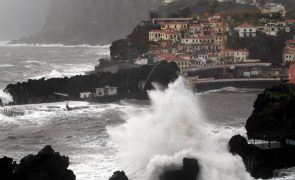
(80, 92, 92, 99)
(95, 86, 118, 97)
(135, 58, 149, 65)
(235, 23, 256, 38)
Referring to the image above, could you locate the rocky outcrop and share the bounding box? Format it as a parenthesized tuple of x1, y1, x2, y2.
(229, 135, 295, 179)
(109, 171, 128, 180)
(5, 62, 179, 105)
(144, 61, 180, 91)
(160, 158, 199, 180)
(0, 156, 16, 180)
(246, 83, 295, 139)
(0, 145, 75, 180)
(229, 83, 295, 179)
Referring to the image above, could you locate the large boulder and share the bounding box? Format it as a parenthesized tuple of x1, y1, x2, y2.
(12, 145, 75, 180)
(0, 156, 16, 180)
(246, 83, 295, 138)
(144, 61, 180, 91)
(160, 158, 199, 180)
(109, 171, 128, 180)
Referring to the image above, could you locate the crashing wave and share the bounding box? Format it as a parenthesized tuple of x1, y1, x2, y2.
(108, 77, 253, 180)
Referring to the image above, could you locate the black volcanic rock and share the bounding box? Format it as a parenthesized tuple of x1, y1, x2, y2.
(12, 145, 75, 180)
(228, 135, 295, 179)
(0, 146, 75, 180)
(5, 62, 179, 105)
(109, 171, 128, 180)
(0, 156, 16, 180)
(144, 61, 180, 91)
(160, 158, 199, 180)
(246, 83, 295, 139)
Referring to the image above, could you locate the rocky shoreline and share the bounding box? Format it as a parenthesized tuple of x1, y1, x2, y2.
(228, 83, 295, 179)
(4, 61, 179, 105)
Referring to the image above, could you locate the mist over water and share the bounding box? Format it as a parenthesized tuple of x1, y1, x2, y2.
(108, 78, 253, 180)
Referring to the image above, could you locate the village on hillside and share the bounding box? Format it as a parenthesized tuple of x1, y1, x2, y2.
(144, 1, 294, 73)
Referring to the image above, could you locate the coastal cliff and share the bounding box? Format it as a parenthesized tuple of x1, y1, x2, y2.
(12, 0, 160, 45)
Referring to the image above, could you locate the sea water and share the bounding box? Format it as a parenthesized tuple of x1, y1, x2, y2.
(0, 44, 294, 180)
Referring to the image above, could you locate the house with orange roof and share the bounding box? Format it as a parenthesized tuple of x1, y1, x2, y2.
(234, 22, 256, 38)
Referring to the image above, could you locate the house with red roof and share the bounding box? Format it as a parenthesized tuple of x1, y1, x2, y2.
(234, 22, 256, 38)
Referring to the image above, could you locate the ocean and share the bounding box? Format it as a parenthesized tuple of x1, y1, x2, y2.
(0, 43, 293, 180)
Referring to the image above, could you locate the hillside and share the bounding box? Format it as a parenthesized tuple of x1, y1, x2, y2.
(12, 0, 160, 45)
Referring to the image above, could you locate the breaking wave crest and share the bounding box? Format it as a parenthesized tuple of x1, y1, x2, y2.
(108, 77, 253, 180)
(0, 89, 12, 104)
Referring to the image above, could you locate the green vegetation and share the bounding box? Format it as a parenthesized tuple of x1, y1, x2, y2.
(110, 22, 156, 62)
(227, 31, 294, 65)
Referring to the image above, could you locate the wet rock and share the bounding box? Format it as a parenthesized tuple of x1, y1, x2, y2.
(160, 158, 199, 180)
(0, 156, 16, 180)
(229, 135, 295, 179)
(11, 145, 75, 180)
(109, 171, 128, 180)
(246, 83, 295, 139)
(144, 61, 180, 91)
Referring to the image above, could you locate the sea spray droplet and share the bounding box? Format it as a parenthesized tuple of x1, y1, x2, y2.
(108, 77, 253, 180)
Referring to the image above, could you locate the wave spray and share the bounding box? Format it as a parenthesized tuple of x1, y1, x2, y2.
(108, 77, 253, 180)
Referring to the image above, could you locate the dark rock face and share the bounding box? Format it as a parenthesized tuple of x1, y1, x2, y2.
(229, 84, 295, 179)
(5, 62, 179, 105)
(229, 135, 295, 179)
(145, 61, 180, 91)
(160, 158, 199, 180)
(0, 145, 75, 180)
(0, 98, 3, 106)
(109, 171, 128, 180)
(0, 156, 16, 180)
(246, 83, 295, 139)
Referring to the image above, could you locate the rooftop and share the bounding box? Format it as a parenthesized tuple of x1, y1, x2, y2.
(236, 22, 256, 29)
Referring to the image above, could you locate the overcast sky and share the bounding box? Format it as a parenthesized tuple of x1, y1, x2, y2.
(0, 0, 48, 40)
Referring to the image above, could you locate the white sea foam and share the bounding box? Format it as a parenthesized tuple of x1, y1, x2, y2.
(0, 89, 12, 103)
(0, 64, 14, 68)
(201, 86, 260, 94)
(108, 77, 253, 180)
